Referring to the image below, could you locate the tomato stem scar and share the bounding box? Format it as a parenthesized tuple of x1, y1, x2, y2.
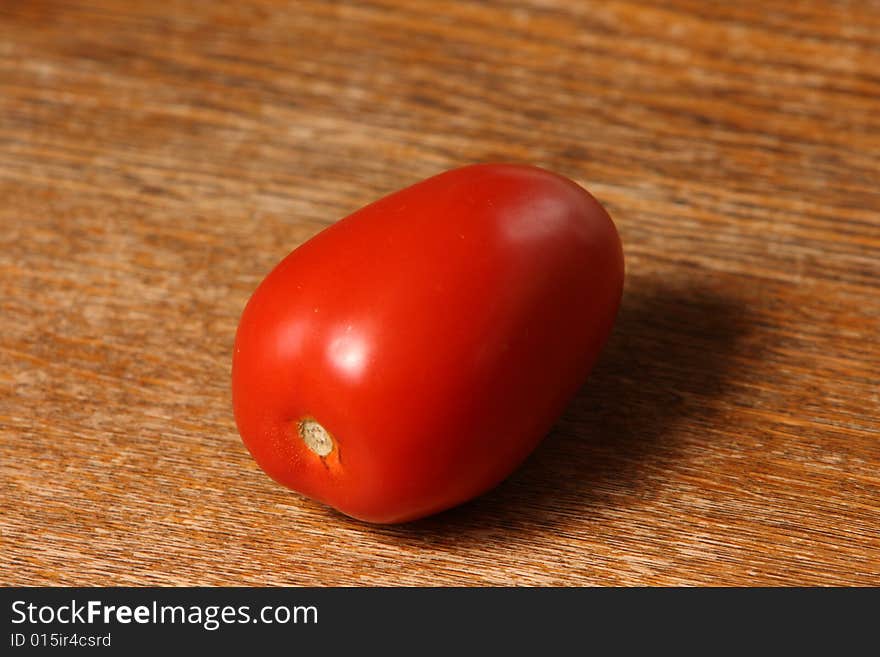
(298, 419, 334, 457)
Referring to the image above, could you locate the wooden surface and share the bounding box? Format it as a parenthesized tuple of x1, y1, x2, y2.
(1, 0, 878, 586)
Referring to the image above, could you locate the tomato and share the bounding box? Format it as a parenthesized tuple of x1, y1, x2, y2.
(232, 164, 624, 523)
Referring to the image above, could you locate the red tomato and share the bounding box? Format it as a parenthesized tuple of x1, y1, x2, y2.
(232, 164, 624, 523)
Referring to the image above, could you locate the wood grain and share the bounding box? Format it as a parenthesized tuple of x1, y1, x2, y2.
(1, 0, 878, 586)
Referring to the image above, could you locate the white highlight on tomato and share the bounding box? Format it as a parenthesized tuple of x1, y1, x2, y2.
(326, 325, 369, 381)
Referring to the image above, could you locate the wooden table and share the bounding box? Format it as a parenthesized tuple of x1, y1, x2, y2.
(2, 1, 878, 586)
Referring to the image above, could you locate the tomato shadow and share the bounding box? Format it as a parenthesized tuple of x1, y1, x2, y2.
(371, 272, 757, 543)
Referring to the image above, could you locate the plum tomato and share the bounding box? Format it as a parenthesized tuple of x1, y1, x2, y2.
(232, 164, 624, 523)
